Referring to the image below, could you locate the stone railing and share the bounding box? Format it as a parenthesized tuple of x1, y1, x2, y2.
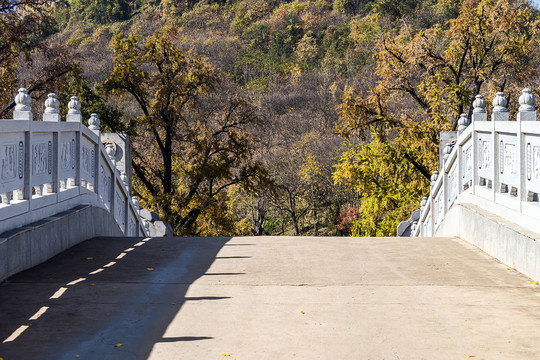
(399, 88, 540, 237)
(0, 88, 148, 237)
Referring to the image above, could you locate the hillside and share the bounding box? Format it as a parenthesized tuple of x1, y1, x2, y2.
(2, 0, 539, 236)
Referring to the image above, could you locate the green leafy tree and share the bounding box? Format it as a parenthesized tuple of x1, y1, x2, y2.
(335, 0, 540, 236)
(67, 0, 131, 24)
(102, 28, 266, 235)
(0, 0, 77, 115)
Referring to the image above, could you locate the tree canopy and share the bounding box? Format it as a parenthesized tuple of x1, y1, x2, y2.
(334, 0, 540, 236)
(4, 0, 540, 236)
(102, 29, 266, 235)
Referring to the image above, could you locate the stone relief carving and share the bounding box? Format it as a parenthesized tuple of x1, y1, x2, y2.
(129, 216, 136, 236)
(465, 146, 472, 173)
(100, 165, 112, 206)
(527, 143, 532, 181)
(479, 140, 490, 170)
(32, 142, 48, 175)
(48, 141, 52, 175)
(18, 141, 23, 179)
(1, 144, 16, 181)
(448, 166, 458, 204)
(71, 139, 75, 170)
(81, 146, 94, 177)
(437, 192, 444, 224)
(116, 191, 126, 228)
(534, 146, 540, 181)
(61, 142, 71, 170)
(504, 143, 516, 175)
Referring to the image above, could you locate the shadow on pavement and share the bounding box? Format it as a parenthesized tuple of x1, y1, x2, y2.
(0, 235, 235, 360)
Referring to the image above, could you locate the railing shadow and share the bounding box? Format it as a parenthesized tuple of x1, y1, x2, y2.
(0, 235, 238, 359)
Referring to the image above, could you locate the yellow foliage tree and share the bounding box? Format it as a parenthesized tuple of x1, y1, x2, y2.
(103, 28, 266, 235)
(335, 0, 540, 236)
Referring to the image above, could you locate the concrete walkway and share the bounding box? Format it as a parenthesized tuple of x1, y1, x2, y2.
(1, 236, 540, 359)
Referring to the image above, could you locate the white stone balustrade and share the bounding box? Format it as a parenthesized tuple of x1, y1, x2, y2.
(406, 88, 540, 238)
(0, 89, 148, 237)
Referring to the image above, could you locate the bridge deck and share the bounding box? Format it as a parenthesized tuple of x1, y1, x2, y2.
(1, 236, 540, 359)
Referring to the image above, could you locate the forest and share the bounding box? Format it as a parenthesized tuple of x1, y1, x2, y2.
(2, 0, 540, 236)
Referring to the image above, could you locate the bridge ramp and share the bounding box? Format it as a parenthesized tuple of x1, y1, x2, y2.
(1, 236, 540, 359)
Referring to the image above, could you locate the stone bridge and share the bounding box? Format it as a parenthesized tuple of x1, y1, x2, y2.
(1, 88, 540, 359)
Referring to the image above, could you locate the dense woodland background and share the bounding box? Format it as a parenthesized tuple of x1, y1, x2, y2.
(2, 0, 540, 236)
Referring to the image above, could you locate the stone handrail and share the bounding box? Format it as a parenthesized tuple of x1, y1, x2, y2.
(400, 88, 540, 237)
(0, 88, 148, 237)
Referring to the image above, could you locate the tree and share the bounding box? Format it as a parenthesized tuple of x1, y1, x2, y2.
(335, 0, 540, 236)
(102, 28, 266, 235)
(0, 1, 77, 116)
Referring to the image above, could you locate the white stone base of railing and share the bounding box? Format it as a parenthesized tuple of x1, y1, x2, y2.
(0, 204, 125, 283)
(435, 200, 540, 281)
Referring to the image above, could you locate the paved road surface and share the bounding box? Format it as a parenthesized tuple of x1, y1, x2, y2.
(1, 236, 540, 359)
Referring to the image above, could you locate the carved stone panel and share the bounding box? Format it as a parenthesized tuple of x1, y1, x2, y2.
(115, 190, 126, 229)
(479, 140, 490, 169)
(448, 165, 458, 205)
(128, 215, 136, 236)
(71, 139, 75, 170)
(18, 141, 23, 179)
(100, 165, 112, 207)
(81, 146, 95, 178)
(1, 144, 17, 181)
(534, 146, 540, 181)
(32, 142, 48, 176)
(503, 143, 516, 175)
(60, 141, 71, 170)
(463, 145, 472, 177)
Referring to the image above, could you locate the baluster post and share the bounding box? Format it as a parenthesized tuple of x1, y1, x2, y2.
(13, 88, 32, 121)
(492, 92, 508, 202)
(518, 88, 536, 208)
(67, 96, 82, 123)
(43, 93, 60, 122)
(472, 95, 486, 195)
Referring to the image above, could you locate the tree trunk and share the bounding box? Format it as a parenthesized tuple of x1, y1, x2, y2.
(251, 197, 266, 236)
(291, 212, 300, 236)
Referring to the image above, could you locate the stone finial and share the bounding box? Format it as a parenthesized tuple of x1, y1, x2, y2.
(519, 88, 535, 112)
(44, 93, 60, 114)
(13, 88, 32, 120)
(67, 96, 82, 122)
(492, 92, 509, 121)
(492, 92, 508, 112)
(120, 171, 128, 186)
(431, 171, 439, 183)
(132, 196, 140, 211)
(68, 96, 81, 115)
(518, 88, 537, 122)
(88, 113, 100, 131)
(43, 93, 61, 121)
(420, 196, 428, 208)
(473, 95, 486, 113)
(458, 113, 470, 133)
(143, 220, 150, 232)
(472, 94, 488, 122)
(443, 142, 454, 162)
(15, 88, 31, 112)
(105, 143, 116, 160)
